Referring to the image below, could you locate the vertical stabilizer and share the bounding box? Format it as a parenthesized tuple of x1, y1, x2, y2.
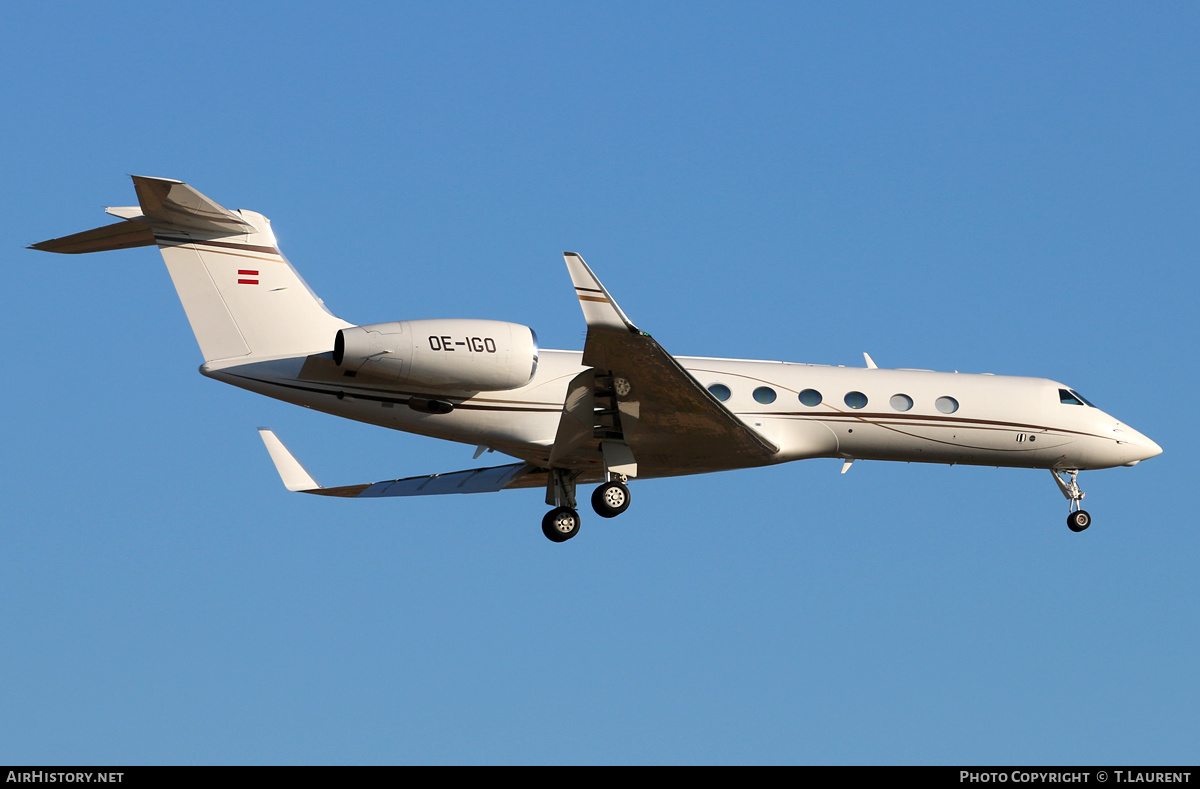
(151, 205, 352, 363)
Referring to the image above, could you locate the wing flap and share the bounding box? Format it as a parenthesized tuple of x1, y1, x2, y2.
(355, 464, 537, 498)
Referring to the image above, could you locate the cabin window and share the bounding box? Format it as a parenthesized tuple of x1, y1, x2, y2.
(708, 383, 731, 402)
(753, 386, 777, 404)
(935, 396, 959, 414)
(844, 391, 868, 409)
(799, 388, 822, 407)
(890, 394, 913, 412)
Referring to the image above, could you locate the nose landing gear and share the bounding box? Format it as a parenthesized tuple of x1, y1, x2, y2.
(1052, 469, 1091, 532)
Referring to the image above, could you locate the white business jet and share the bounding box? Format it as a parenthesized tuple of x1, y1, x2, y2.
(33, 177, 1162, 542)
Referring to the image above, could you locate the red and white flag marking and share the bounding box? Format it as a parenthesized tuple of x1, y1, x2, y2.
(238, 269, 259, 285)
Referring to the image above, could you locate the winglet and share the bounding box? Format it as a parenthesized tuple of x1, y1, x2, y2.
(562, 252, 638, 331)
(258, 428, 322, 491)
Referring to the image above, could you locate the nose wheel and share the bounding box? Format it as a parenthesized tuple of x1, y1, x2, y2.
(1052, 469, 1091, 532)
(1067, 510, 1091, 532)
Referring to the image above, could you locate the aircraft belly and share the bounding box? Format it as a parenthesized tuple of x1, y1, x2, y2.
(205, 365, 562, 454)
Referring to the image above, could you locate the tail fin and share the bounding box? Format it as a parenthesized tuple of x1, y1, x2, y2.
(32, 176, 350, 363)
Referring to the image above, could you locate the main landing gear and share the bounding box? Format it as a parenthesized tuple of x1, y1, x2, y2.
(542, 507, 581, 542)
(542, 470, 632, 542)
(591, 479, 631, 518)
(1052, 469, 1091, 532)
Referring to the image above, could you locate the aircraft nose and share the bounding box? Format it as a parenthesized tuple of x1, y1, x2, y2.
(1122, 429, 1163, 465)
(1133, 435, 1163, 462)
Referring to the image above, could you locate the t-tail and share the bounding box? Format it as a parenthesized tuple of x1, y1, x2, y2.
(31, 176, 351, 363)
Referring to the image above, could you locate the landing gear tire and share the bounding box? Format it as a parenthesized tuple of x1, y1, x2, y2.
(1067, 510, 1091, 532)
(542, 507, 581, 542)
(591, 481, 631, 518)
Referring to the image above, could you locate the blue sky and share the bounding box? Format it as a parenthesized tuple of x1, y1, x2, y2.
(2, 2, 1198, 765)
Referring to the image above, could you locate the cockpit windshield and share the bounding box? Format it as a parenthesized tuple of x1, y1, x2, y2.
(1059, 389, 1096, 407)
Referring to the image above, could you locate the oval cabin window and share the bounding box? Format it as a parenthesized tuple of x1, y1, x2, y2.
(753, 386, 777, 404)
(799, 389, 822, 407)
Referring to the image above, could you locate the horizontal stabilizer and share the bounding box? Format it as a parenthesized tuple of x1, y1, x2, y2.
(29, 219, 155, 254)
(31, 176, 255, 254)
(131, 175, 255, 234)
(258, 429, 545, 499)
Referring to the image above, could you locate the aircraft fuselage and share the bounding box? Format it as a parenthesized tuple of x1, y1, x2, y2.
(203, 349, 1160, 478)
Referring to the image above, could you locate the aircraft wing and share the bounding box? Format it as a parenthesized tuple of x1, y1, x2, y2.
(557, 253, 779, 476)
(258, 429, 548, 498)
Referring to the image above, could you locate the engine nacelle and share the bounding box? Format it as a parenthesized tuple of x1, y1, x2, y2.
(333, 319, 538, 391)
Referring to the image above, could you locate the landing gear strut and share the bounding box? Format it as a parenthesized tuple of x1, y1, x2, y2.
(1052, 469, 1091, 532)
